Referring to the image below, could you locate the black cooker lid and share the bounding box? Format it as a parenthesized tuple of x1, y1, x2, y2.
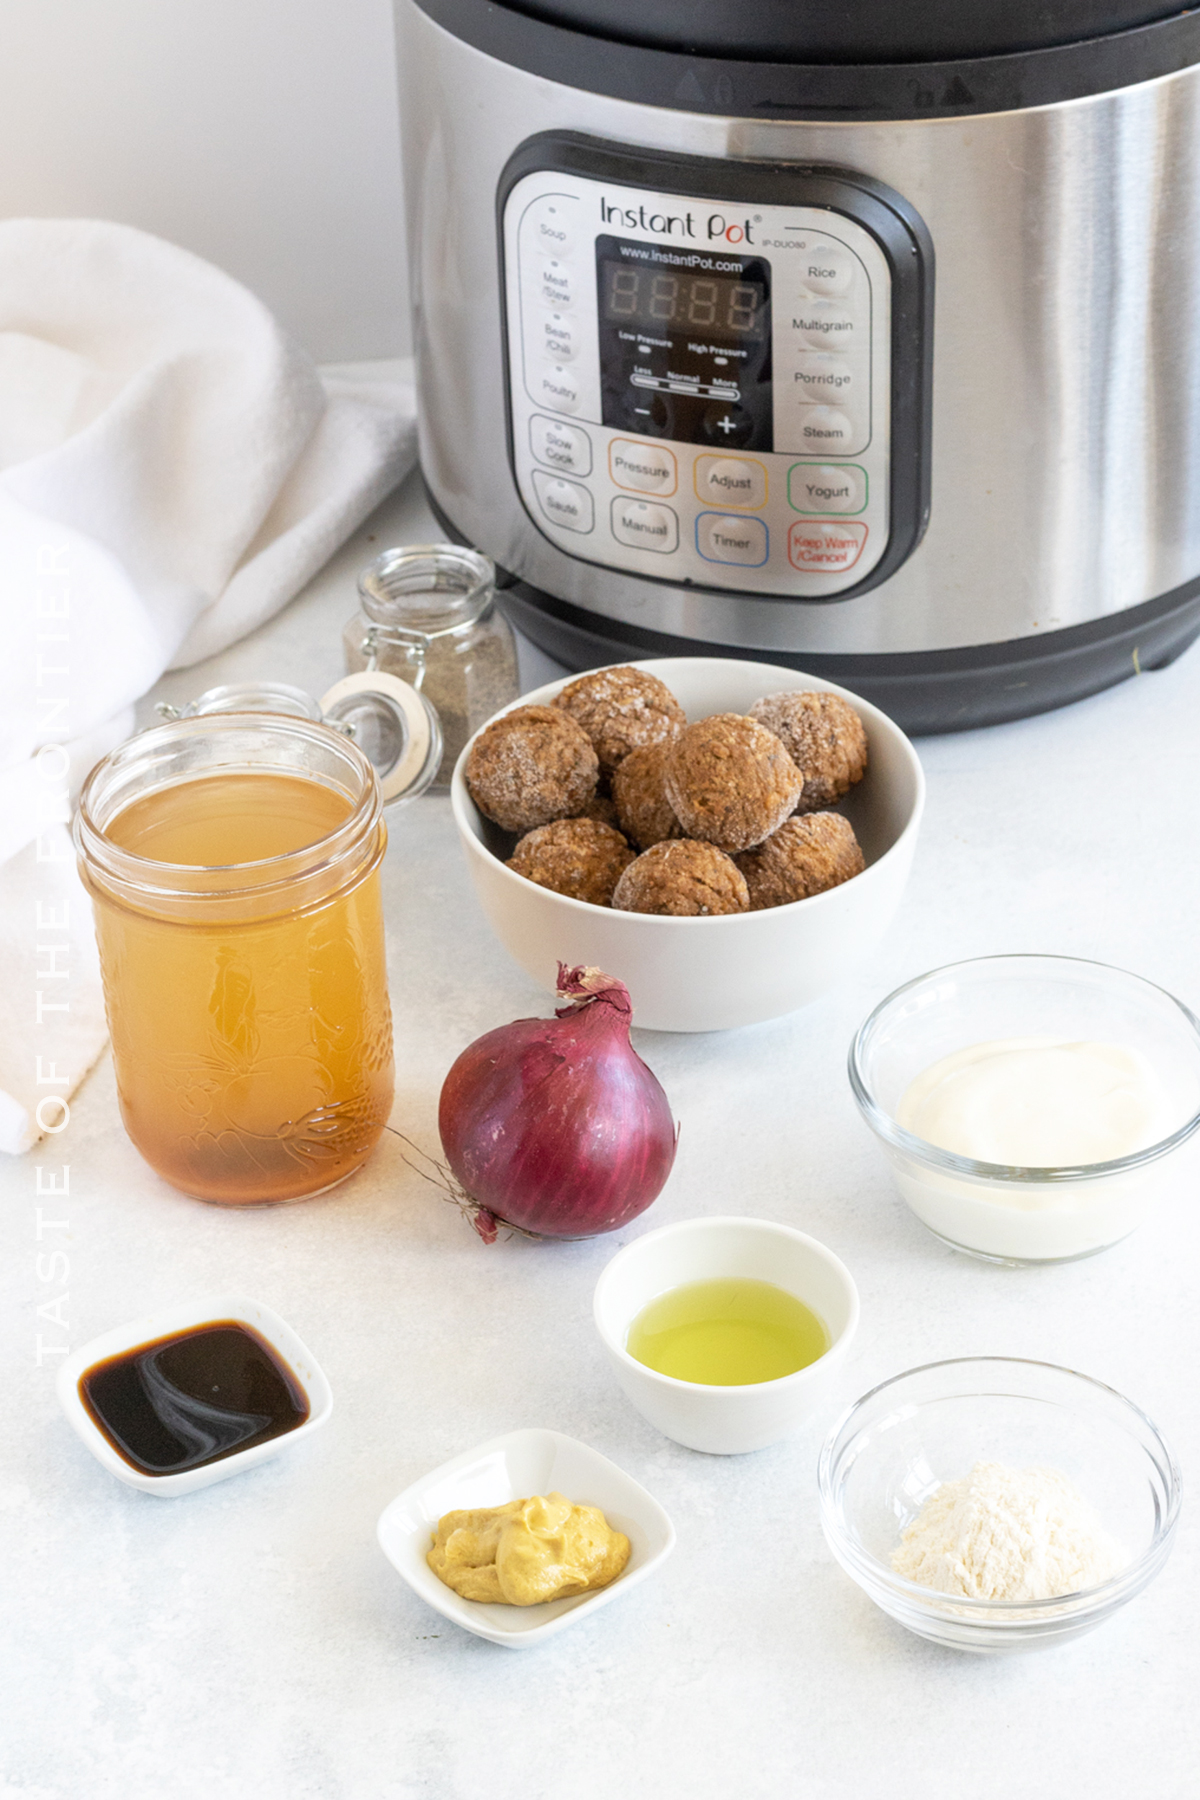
(415, 0, 1200, 117)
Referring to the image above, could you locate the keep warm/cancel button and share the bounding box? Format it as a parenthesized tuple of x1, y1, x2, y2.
(787, 519, 868, 573)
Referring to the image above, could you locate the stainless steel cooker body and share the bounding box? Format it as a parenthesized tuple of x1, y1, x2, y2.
(397, 0, 1200, 726)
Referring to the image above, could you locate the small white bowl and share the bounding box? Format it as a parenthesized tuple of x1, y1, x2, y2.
(376, 1427, 675, 1648)
(450, 657, 924, 1032)
(593, 1216, 860, 1454)
(56, 1293, 333, 1496)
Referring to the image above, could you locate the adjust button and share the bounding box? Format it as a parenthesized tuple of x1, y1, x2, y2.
(787, 519, 868, 573)
(609, 438, 677, 495)
(532, 470, 594, 534)
(696, 513, 768, 567)
(788, 462, 866, 515)
(695, 455, 766, 509)
(529, 415, 592, 477)
(611, 496, 678, 554)
(534, 365, 581, 414)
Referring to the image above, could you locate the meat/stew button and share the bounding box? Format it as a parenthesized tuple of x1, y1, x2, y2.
(787, 519, 868, 573)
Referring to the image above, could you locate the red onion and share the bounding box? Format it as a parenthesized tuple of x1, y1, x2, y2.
(438, 963, 677, 1241)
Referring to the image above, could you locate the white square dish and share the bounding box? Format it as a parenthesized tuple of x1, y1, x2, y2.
(376, 1427, 676, 1648)
(56, 1292, 333, 1496)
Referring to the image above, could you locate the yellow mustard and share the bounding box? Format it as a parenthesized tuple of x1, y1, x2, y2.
(427, 1492, 631, 1605)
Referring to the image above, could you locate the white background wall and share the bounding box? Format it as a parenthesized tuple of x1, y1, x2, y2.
(0, 0, 411, 363)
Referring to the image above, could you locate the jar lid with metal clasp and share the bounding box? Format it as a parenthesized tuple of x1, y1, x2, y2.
(155, 675, 443, 808)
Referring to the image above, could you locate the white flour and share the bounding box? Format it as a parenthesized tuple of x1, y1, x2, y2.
(891, 1460, 1128, 1601)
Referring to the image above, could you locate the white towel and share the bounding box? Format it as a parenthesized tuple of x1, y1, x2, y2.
(0, 218, 418, 1152)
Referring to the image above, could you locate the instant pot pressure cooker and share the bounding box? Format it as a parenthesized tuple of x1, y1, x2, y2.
(395, 0, 1200, 729)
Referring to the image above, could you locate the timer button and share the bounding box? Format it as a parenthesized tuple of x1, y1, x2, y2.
(540, 313, 579, 362)
(532, 470, 594, 534)
(792, 353, 855, 403)
(794, 405, 856, 451)
(540, 259, 576, 309)
(788, 462, 866, 515)
(696, 513, 769, 567)
(535, 365, 581, 414)
(529, 416, 592, 477)
(526, 199, 576, 259)
(799, 243, 855, 297)
(787, 519, 868, 573)
(609, 439, 677, 496)
(611, 496, 679, 554)
(790, 299, 857, 350)
(695, 455, 767, 509)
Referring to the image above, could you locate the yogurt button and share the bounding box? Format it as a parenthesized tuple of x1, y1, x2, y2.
(697, 513, 768, 566)
(532, 471, 594, 533)
(529, 416, 592, 476)
(791, 300, 857, 349)
(536, 366, 581, 414)
(541, 313, 579, 362)
(788, 462, 865, 514)
(539, 260, 576, 309)
(793, 353, 855, 401)
(609, 439, 677, 494)
(695, 455, 766, 509)
(795, 405, 855, 449)
(611, 497, 678, 553)
(527, 200, 576, 259)
(799, 243, 855, 296)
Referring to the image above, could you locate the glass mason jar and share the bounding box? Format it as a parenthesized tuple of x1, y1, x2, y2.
(343, 544, 519, 787)
(74, 716, 394, 1206)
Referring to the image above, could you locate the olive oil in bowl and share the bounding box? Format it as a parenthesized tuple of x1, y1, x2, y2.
(626, 1277, 829, 1386)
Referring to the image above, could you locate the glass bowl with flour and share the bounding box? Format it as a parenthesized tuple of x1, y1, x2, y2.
(849, 955, 1200, 1263)
(817, 1358, 1181, 1653)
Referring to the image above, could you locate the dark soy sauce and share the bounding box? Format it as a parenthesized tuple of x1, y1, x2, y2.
(80, 1322, 309, 1475)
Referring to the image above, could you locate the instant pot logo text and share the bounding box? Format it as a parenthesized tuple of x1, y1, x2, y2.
(600, 198, 755, 245)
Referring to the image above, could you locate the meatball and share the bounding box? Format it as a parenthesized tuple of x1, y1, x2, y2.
(465, 704, 598, 834)
(507, 817, 635, 907)
(612, 743, 683, 851)
(612, 840, 749, 916)
(663, 713, 803, 853)
(747, 690, 868, 811)
(553, 665, 686, 774)
(734, 812, 866, 909)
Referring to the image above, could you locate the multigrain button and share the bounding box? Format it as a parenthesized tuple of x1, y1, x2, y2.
(529, 416, 592, 476)
(540, 260, 576, 308)
(532, 470, 594, 534)
(799, 243, 855, 296)
(536, 365, 581, 414)
(541, 313, 579, 362)
(696, 513, 768, 567)
(611, 496, 678, 553)
(694, 455, 766, 509)
(792, 353, 855, 402)
(787, 519, 868, 573)
(791, 300, 857, 350)
(795, 406, 855, 450)
(527, 199, 576, 259)
(608, 439, 677, 495)
(788, 462, 866, 515)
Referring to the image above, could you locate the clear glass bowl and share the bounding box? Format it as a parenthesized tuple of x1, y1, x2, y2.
(848, 954, 1200, 1263)
(817, 1357, 1181, 1654)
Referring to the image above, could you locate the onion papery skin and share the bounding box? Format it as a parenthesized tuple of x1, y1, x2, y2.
(438, 967, 677, 1238)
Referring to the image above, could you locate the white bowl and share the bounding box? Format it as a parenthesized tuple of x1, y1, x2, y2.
(450, 657, 924, 1032)
(376, 1427, 675, 1648)
(593, 1216, 860, 1454)
(56, 1293, 333, 1495)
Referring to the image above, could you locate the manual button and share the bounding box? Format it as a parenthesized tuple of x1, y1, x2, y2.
(609, 439, 677, 495)
(611, 496, 678, 553)
(532, 470, 594, 534)
(697, 513, 768, 567)
(695, 455, 766, 509)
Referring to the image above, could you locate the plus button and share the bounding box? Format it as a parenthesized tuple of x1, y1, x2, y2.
(716, 414, 738, 436)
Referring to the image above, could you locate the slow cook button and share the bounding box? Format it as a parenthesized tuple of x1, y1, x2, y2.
(609, 439, 677, 494)
(788, 462, 866, 514)
(696, 513, 769, 567)
(541, 313, 579, 362)
(792, 353, 855, 402)
(529, 415, 592, 477)
(798, 242, 855, 296)
(611, 496, 678, 553)
(540, 259, 576, 309)
(535, 365, 581, 414)
(526, 198, 576, 259)
(532, 470, 594, 534)
(694, 455, 766, 509)
(790, 299, 857, 350)
(794, 405, 856, 451)
(787, 519, 868, 573)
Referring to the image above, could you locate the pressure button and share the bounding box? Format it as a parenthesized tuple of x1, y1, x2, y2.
(609, 439, 677, 494)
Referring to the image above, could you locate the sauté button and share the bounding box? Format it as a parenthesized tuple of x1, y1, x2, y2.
(787, 462, 866, 514)
(792, 353, 855, 402)
(529, 416, 592, 476)
(697, 513, 769, 567)
(540, 259, 576, 309)
(608, 439, 677, 495)
(798, 242, 855, 296)
(611, 497, 678, 553)
(540, 313, 579, 362)
(790, 299, 857, 350)
(787, 519, 868, 573)
(527, 199, 576, 259)
(694, 455, 766, 509)
(794, 405, 855, 450)
(533, 470, 594, 533)
(536, 365, 581, 414)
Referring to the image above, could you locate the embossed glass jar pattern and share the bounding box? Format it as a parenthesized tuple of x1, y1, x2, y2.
(74, 716, 394, 1205)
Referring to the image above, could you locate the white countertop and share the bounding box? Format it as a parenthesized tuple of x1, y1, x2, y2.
(5, 469, 1198, 1798)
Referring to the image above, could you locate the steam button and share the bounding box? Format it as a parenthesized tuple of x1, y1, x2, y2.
(532, 471, 594, 534)
(611, 497, 679, 554)
(536, 365, 581, 414)
(794, 406, 856, 451)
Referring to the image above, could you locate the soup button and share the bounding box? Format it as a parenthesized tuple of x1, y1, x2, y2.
(787, 519, 868, 573)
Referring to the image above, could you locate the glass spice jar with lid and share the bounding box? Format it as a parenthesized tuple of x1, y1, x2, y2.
(343, 544, 520, 787)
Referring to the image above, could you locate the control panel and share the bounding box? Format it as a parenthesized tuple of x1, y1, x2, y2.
(499, 138, 933, 601)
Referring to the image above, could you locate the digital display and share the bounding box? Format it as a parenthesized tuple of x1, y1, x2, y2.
(600, 262, 766, 340)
